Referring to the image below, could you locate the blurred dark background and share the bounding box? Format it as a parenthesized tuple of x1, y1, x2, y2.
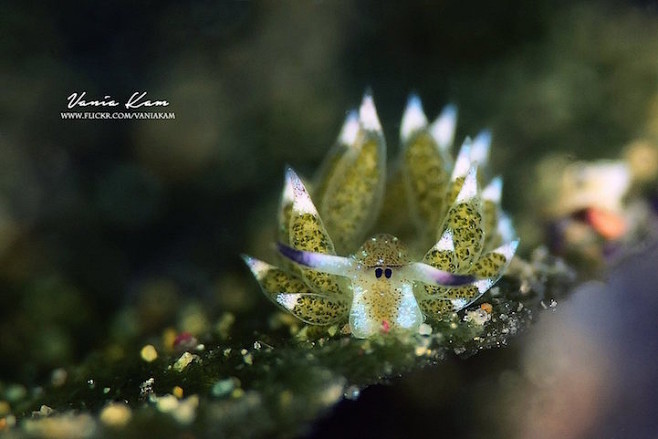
(2, 1, 658, 437)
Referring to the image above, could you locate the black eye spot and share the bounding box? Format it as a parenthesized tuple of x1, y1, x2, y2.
(375, 268, 383, 278)
(384, 268, 392, 279)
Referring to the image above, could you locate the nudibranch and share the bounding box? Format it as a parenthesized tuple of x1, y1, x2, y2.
(243, 92, 519, 338)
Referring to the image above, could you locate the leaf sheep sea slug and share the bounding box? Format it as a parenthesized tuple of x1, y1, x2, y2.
(243, 92, 518, 338)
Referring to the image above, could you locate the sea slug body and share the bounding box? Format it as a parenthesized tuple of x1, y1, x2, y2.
(243, 92, 518, 338)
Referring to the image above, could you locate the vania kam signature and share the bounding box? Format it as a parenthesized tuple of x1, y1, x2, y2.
(67, 91, 169, 109)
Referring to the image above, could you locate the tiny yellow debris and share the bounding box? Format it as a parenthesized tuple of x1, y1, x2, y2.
(156, 395, 179, 412)
(173, 352, 199, 372)
(140, 345, 158, 363)
(155, 394, 199, 425)
(0, 401, 10, 417)
(162, 327, 177, 351)
(414, 345, 428, 356)
(100, 402, 132, 428)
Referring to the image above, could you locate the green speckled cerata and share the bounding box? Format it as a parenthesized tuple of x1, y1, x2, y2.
(243, 93, 518, 338)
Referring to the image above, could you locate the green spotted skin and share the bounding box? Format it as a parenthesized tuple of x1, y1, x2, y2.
(300, 269, 345, 298)
(259, 264, 311, 296)
(276, 181, 300, 275)
(314, 144, 348, 207)
(321, 134, 385, 254)
(418, 297, 456, 316)
(420, 240, 456, 301)
(290, 212, 334, 254)
(442, 202, 484, 272)
(356, 234, 410, 267)
(402, 131, 451, 238)
(278, 294, 350, 325)
(418, 237, 479, 318)
(278, 202, 293, 244)
(445, 176, 466, 210)
(417, 248, 510, 321)
(421, 284, 480, 301)
(445, 285, 480, 300)
(289, 212, 345, 297)
(422, 245, 456, 272)
(481, 200, 499, 251)
(247, 259, 349, 325)
(471, 250, 508, 278)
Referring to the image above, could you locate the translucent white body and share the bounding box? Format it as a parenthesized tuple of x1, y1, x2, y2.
(349, 265, 424, 338)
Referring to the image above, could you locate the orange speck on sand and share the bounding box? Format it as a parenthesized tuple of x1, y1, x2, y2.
(585, 207, 626, 240)
(480, 303, 493, 314)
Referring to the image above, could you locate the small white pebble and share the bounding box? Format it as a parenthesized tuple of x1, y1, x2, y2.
(464, 309, 491, 326)
(319, 382, 344, 406)
(418, 323, 432, 336)
(344, 386, 360, 400)
(172, 395, 199, 425)
(211, 378, 236, 398)
(156, 395, 178, 413)
(51, 368, 67, 387)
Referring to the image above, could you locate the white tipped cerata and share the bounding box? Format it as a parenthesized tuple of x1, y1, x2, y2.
(430, 104, 457, 150)
(359, 92, 382, 132)
(338, 110, 360, 146)
(400, 94, 428, 142)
